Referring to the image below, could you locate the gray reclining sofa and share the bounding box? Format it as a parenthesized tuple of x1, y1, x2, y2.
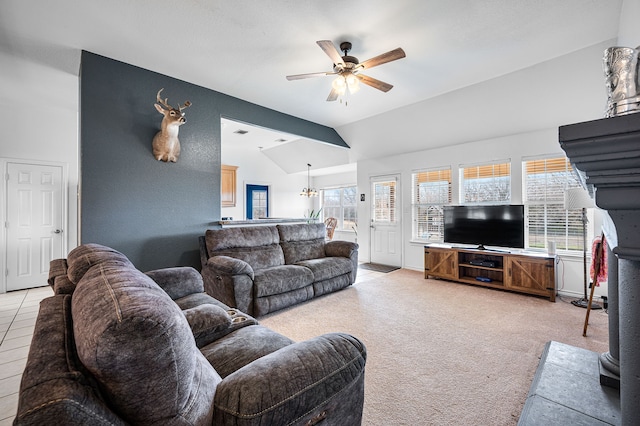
(14, 243, 367, 425)
(199, 223, 359, 317)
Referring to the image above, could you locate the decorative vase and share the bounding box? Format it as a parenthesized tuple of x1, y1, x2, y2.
(603, 46, 640, 117)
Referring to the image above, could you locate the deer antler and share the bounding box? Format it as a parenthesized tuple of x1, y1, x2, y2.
(156, 88, 191, 111)
(156, 88, 172, 110)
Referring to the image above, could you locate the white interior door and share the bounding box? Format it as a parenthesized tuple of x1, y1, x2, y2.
(370, 175, 402, 266)
(5, 162, 64, 291)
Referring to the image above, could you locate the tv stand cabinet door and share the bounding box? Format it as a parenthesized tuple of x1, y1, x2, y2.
(425, 247, 457, 280)
(505, 256, 556, 301)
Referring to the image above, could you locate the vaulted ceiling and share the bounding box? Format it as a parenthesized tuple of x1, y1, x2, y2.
(0, 0, 625, 173)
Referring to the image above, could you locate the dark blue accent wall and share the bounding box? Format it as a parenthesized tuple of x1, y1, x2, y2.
(80, 51, 347, 271)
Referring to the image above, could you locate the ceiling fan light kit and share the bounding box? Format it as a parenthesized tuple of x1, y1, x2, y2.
(331, 72, 360, 96)
(286, 39, 406, 102)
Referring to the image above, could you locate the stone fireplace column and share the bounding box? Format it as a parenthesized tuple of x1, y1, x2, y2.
(560, 112, 640, 426)
(618, 256, 640, 420)
(599, 241, 620, 386)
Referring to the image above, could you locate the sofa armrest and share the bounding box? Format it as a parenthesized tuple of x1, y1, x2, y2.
(48, 258, 68, 286)
(183, 304, 233, 347)
(201, 256, 255, 314)
(145, 267, 204, 300)
(325, 240, 358, 259)
(326, 241, 359, 283)
(214, 333, 366, 426)
(207, 256, 254, 279)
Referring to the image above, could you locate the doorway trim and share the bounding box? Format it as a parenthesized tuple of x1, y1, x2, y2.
(0, 158, 69, 293)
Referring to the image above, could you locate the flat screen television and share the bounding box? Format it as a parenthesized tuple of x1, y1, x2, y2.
(443, 204, 525, 250)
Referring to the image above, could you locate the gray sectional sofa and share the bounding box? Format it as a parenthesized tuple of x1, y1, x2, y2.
(199, 223, 359, 317)
(14, 243, 367, 426)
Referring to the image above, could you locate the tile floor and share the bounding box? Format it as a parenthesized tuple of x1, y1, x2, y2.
(0, 264, 385, 424)
(0, 285, 53, 425)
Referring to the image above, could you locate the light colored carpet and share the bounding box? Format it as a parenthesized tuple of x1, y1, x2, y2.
(259, 269, 609, 426)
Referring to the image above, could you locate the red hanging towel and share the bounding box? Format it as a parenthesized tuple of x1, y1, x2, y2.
(590, 235, 607, 285)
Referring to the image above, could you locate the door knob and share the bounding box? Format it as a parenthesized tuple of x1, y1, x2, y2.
(54, 229, 62, 234)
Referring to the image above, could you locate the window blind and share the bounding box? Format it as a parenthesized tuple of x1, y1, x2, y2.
(412, 168, 451, 241)
(461, 162, 511, 203)
(523, 157, 583, 251)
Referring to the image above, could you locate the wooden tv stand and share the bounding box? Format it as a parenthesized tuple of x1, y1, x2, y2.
(424, 245, 556, 301)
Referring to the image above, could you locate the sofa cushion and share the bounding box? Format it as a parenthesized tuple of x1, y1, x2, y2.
(253, 265, 314, 297)
(214, 245, 285, 271)
(296, 256, 354, 282)
(66, 243, 133, 284)
(277, 223, 326, 242)
(206, 226, 279, 252)
(201, 325, 294, 378)
(280, 240, 326, 264)
(278, 223, 327, 264)
(72, 262, 221, 425)
(205, 227, 285, 270)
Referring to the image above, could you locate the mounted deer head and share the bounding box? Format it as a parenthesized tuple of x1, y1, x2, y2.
(152, 88, 191, 162)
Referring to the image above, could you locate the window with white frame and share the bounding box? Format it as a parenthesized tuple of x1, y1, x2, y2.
(523, 157, 584, 251)
(460, 161, 511, 204)
(321, 186, 357, 231)
(412, 168, 451, 242)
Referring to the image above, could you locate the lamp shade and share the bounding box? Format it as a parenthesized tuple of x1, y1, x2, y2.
(564, 187, 595, 210)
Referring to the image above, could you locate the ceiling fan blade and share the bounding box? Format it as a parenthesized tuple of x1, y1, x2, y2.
(286, 72, 333, 81)
(317, 40, 345, 66)
(359, 47, 406, 70)
(326, 87, 339, 102)
(357, 74, 394, 92)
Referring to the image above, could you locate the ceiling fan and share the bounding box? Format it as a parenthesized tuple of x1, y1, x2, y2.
(286, 40, 406, 101)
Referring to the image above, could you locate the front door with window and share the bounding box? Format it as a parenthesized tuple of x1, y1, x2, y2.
(370, 175, 401, 267)
(246, 184, 269, 219)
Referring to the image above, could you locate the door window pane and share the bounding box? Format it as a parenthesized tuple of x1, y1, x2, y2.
(252, 190, 267, 219)
(372, 180, 396, 223)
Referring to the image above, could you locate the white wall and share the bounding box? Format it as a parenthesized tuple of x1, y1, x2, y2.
(0, 51, 80, 254)
(618, 0, 640, 46)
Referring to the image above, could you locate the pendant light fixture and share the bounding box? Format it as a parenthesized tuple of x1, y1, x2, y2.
(300, 163, 318, 197)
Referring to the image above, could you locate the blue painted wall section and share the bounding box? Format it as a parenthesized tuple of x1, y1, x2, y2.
(80, 51, 347, 271)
